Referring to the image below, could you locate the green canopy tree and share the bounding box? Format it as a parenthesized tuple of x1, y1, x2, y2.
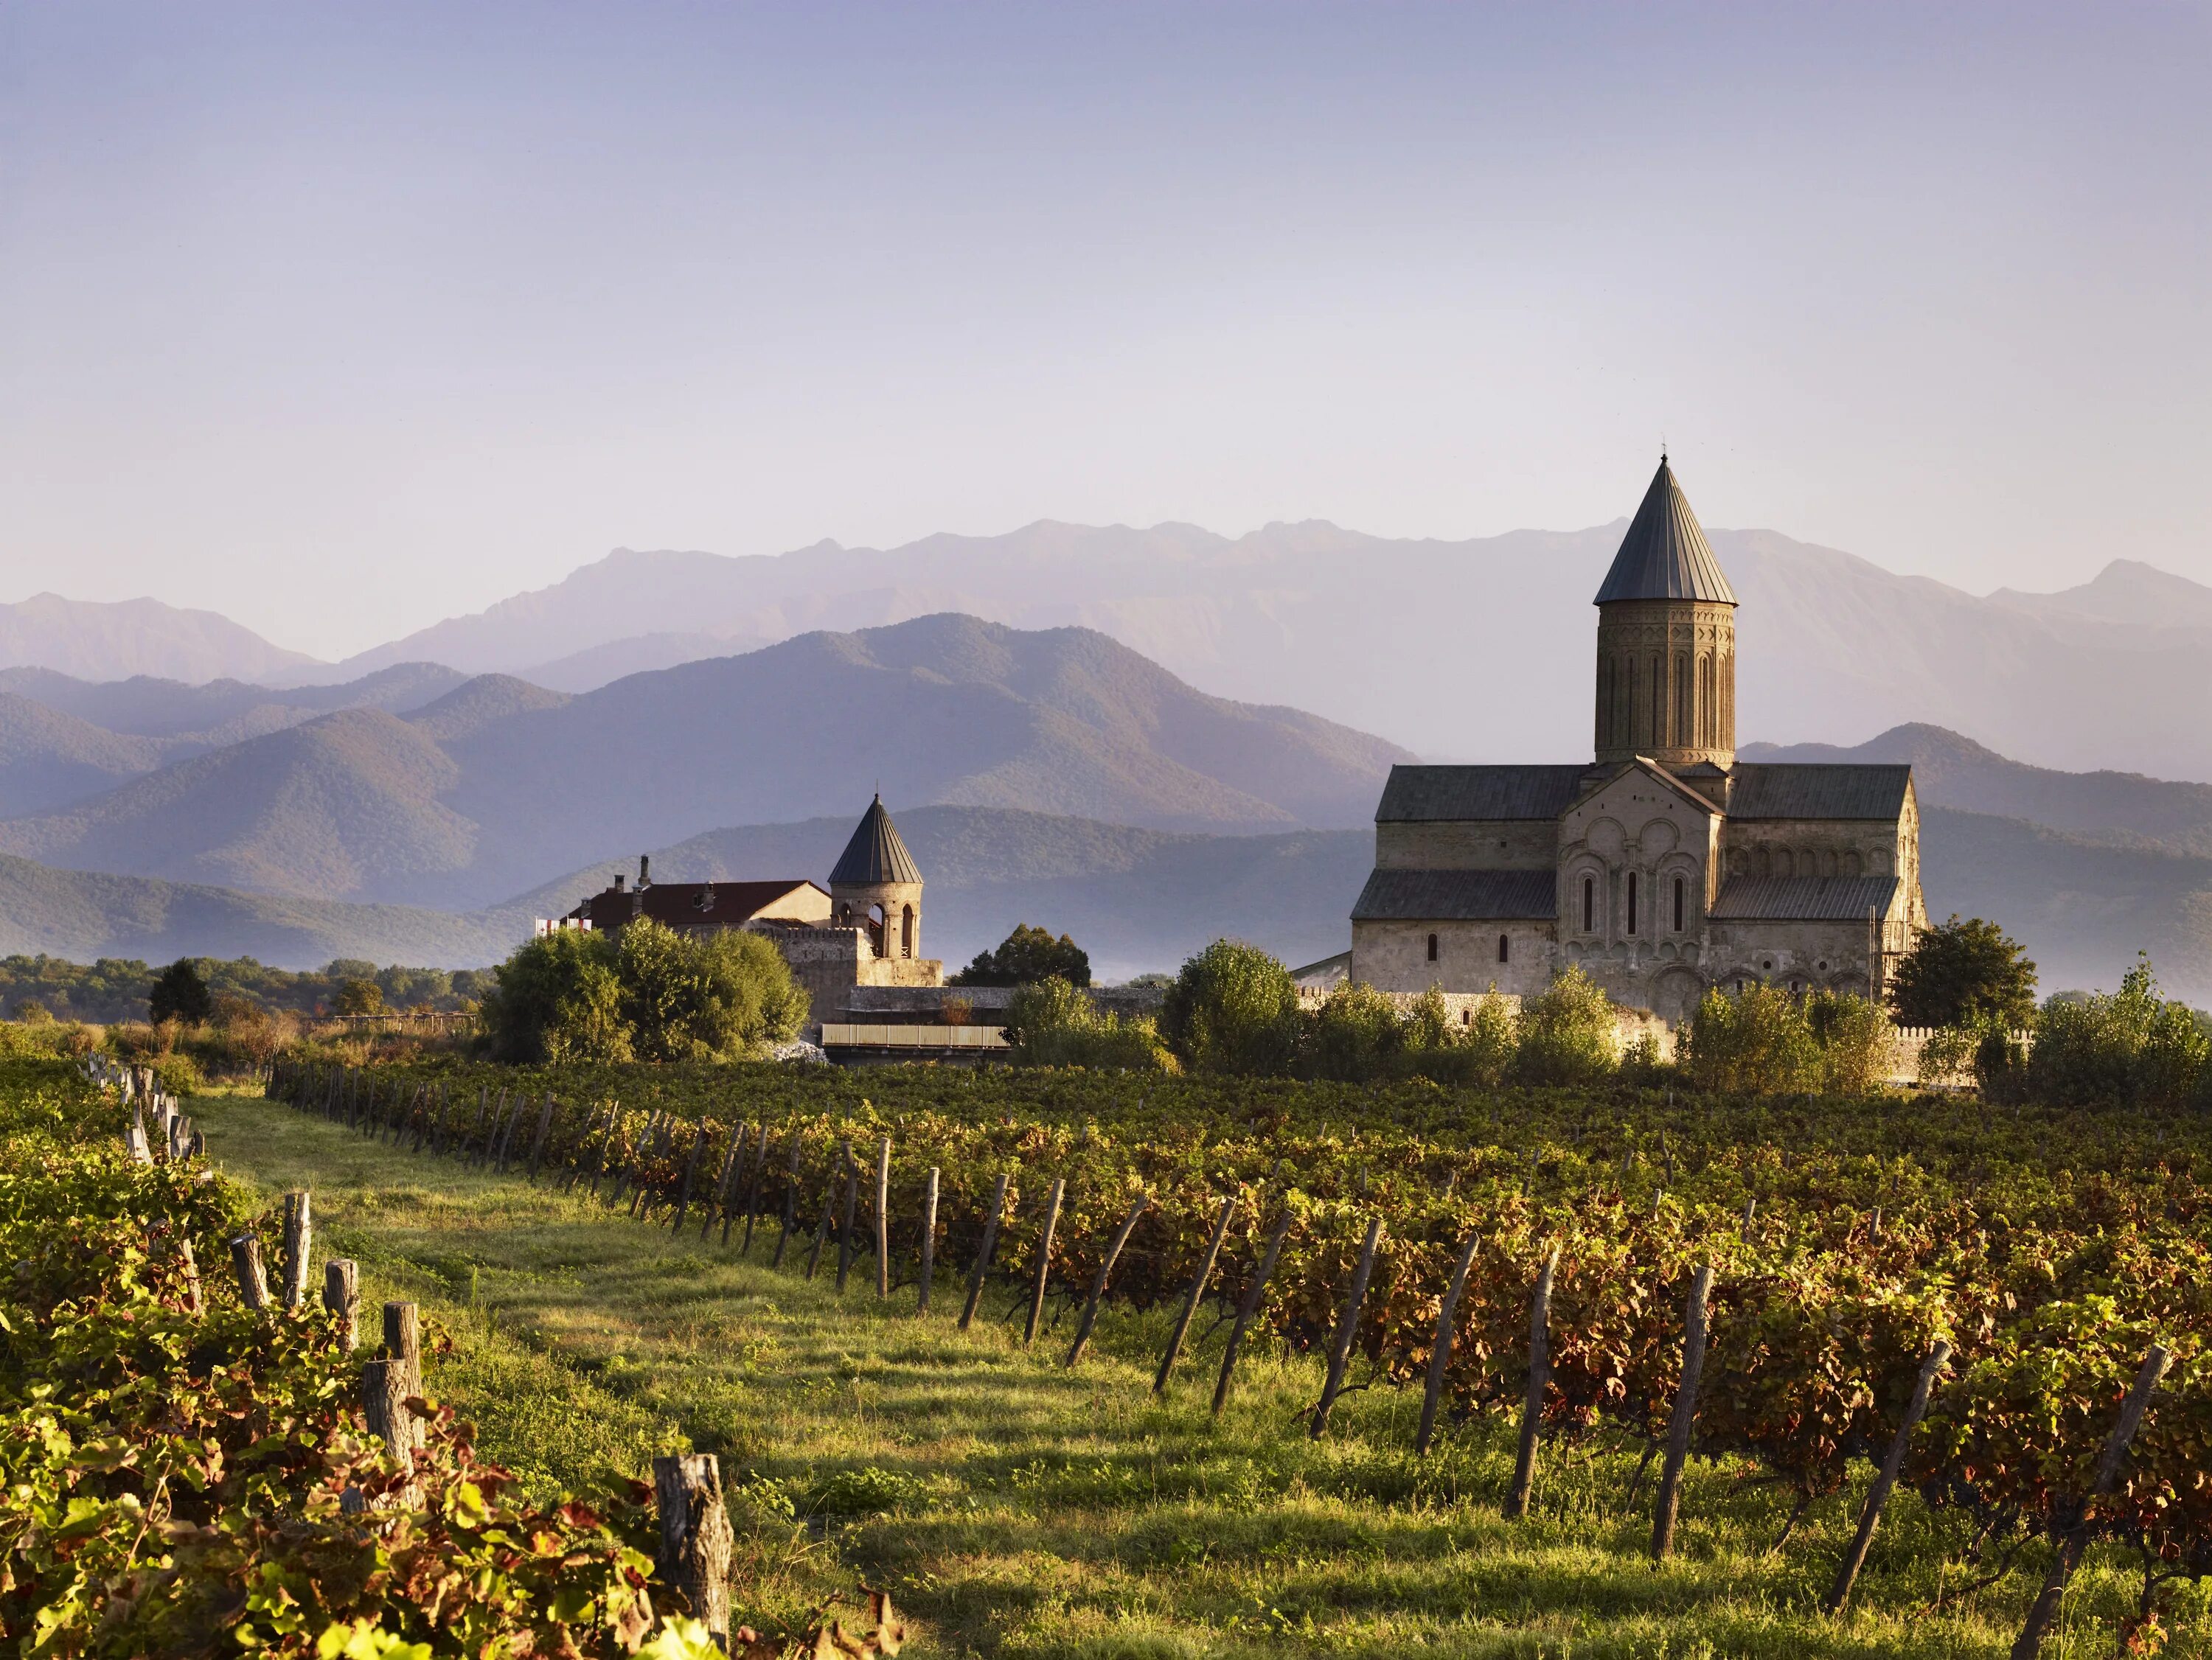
(147, 959, 212, 1027)
(1888, 916, 2037, 1030)
(950, 924, 1091, 988)
(1159, 939, 1301, 1077)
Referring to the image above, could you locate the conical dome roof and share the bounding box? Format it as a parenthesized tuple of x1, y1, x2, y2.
(1593, 456, 1737, 606)
(829, 795, 922, 886)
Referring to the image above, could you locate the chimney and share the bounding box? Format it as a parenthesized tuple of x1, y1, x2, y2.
(639, 854, 651, 888)
(613, 873, 626, 893)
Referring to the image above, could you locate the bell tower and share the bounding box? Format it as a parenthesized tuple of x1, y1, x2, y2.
(828, 795, 925, 960)
(1592, 454, 1738, 769)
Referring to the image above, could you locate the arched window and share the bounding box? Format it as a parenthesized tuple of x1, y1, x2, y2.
(1596, 656, 1613, 746)
(1426, 932, 1439, 963)
(1582, 876, 1594, 932)
(1673, 876, 1685, 932)
(1497, 933, 1509, 963)
(1675, 653, 1691, 741)
(1627, 871, 1638, 935)
(1652, 658, 1666, 745)
(901, 904, 915, 958)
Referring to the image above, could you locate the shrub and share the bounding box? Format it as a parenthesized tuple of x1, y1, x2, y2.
(1888, 916, 2037, 1030)
(148, 958, 212, 1025)
(481, 922, 808, 1067)
(1806, 991, 1896, 1095)
(1159, 940, 1301, 1077)
(2025, 955, 2209, 1109)
(480, 930, 633, 1065)
(1004, 976, 1175, 1071)
(1307, 982, 1404, 1082)
(950, 924, 1092, 988)
(1679, 984, 1819, 1094)
(1514, 966, 1618, 1087)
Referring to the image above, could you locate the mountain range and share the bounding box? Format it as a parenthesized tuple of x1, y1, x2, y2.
(21, 522, 2212, 786)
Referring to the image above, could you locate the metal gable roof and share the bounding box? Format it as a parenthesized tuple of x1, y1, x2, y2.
(1352, 868, 1558, 921)
(1726, 764, 1913, 821)
(1593, 456, 1739, 606)
(1710, 875, 1900, 921)
(829, 796, 923, 885)
(1375, 764, 1590, 823)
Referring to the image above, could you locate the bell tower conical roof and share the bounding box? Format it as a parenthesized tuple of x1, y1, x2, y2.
(1593, 455, 1737, 607)
(829, 795, 922, 886)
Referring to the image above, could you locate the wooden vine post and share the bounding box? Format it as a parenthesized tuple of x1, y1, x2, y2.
(738, 1122, 772, 1252)
(1416, 1232, 1484, 1457)
(526, 1095, 557, 1180)
(707, 1123, 743, 1245)
(669, 1123, 708, 1236)
(1651, 1263, 1714, 1561)
(279, 1190, 313, 1309)
(771, 1122, 804, 1267)
(383, 1300, 424, 1447)
(1023, 1178, 1065, 1346)
(874, 1137, 893, 1300)
(917, 1166, 941, 1314)
(1503, 1244, 1562, 1516)
(959, 1173, 1011, 1331)
(835, 1143, 860, 1291)
(1155, 1196, 1235, 1393)
(324, 1259, 361, 1352)
(1825, 1339, 1952, 1614)
(1311, 1216, 1384, 1439)
(1066, 1193, 1150, 1367)
(653, 1453, 734, 1647)
(232, 1235, 271, 1310)
(361, 1359, 416, 1479)
(1214, 1209, 1293, 1417)
(2008, 1345, 2174, 1660)
(805, 1169, 837, 1280)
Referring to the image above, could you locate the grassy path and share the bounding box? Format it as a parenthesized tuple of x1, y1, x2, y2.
(191, 1089, 2188, 1659)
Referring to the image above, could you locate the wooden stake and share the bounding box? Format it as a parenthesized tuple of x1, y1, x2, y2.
(175, 1235, 204, 1315)
(1416, 1232, 1484, 1457)
(771, 1122, 804, 1267)
(279, 1190, 313, 1308)
(959, 1173, 1010, 1331)
(835, 1142, 860, 1291)
(324, 1258, 360, 1351)
(1067, 1193, 1150, 1366)
(1023, 1178, 1065, 1346)
(1503, 1245, 1561, 1516)
(1310, 1216, 1383, 1438)
(736, 1121, 770, 1252)
(874, 1137, 893, 1299)
(669, 1123, 709, 1235)
(1213, 1209, 1293, 1417)
(1651, 1264, 1714, 1561)
(917, 1166, 941, 1314)
(2009, 1345, 2173, 1659)
(707, 1122, 743, 1244)
(1826, 1340, 1952, 1614)
(361, 1358, 415, 1476)
(653, 1453, 734, 1645)
(805, 1174, 836, 1280)
(1155, 1196, 1235, 1393)
(232, 1234, 270, 1310)
(526, 1095, 557, 1179)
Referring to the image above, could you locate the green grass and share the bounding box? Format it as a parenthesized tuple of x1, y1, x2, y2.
(190, 1089, 2212, 1659)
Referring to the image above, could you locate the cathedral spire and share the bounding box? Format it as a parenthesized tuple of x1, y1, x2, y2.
(1591, 456, 1738, 768)
(1593, 455, 1737, 607)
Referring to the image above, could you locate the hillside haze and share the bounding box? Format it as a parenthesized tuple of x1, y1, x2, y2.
(293, 522, 2212, 783)
(0, 615, 1408, 910)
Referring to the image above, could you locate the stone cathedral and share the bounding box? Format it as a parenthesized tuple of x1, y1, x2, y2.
(1349, 456, 1927, 1022)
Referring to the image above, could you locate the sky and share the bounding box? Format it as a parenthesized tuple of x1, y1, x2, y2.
(1, 1, 2206, 661)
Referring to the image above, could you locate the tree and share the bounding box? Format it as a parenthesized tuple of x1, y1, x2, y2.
(1888, 916, 2037, 1030)
(147, 958, 212, 1026)
(950, 924, 1092, 988)
(1158, 939, 1301, 1077)
(1513, 966, 1618, 1087)
(616, 918, 808, 1061)
(479, 930, 632, 1065)
(2024, 955, 2209, 1109)
(333, 977, 386, 1016)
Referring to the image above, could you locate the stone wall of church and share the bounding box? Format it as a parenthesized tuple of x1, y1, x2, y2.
(1374, 820, 1560, 870)
(1704, 919, 1885, 999)
(1717, 821, 1904, 882)
(1350, 918, 1558, 998)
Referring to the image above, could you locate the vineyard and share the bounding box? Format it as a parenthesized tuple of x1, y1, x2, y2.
(260, 1052, 2212, 1654)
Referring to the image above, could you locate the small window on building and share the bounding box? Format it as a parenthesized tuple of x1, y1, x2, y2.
(1498, 933, 1509, 963)
(1427, 932, 1439, 962)
(1627, 872, 1638, 935)
(1673, 876, 1685, 932)
(1582, 876, 1594, 932)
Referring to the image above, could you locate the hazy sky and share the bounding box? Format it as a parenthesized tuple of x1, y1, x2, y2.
(2, 2, 2205, 660)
